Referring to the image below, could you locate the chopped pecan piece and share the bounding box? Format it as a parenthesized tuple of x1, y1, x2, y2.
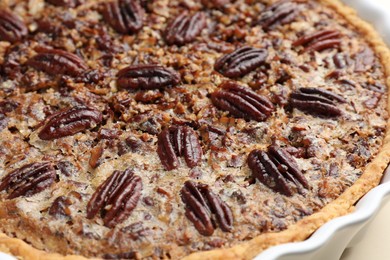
(248, 145, 309, 196)
(354, 47, 375, 72)
(0, 100, 19, 114)
(38, 106, 103, 140)
(89, 146, 103, 169)
(49, 196, 72, 218)
(214, 46, 268, 78)
(157, 125, 202, 170)
(164, 11, 207, 46)
(181, 181, 233, 236)
(289, 88, 346, 117)
(0, 162, 56, 199)
(27, 49, 88, 77)
(211, 81, 274, 121)
(117, 64, 180, 90)
(201, 0, 230, 9)
(257, 0, 300, 30)
(46, 0, 78, 7)
(0, 9, 27, 43)
(87, 168, 142, 228)
(103, 251, 137, 259)
(293, 29, 341, 53)
(102, 0, 144, 34)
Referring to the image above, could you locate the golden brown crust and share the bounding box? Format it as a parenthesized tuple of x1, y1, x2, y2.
(1, 0, 390, 259)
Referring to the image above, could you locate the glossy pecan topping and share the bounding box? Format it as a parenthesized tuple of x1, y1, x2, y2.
(290, 88, 346, 117)
(293, 29, 341, 53)
(257, 0, 300, 30)
(157, 125, 202, 170)
(117, 64, 180, 90)
(0, 9, 27, 43)
(164, 11, 207, 46)
(38, 106, 103, 140)
(0, 162, 56, 199)
(248, 145, 309, 196)
(181, 181, 233, 236)
(214, 46, 268, 78)
(211, 81, 274, 121)
(87, 168, 142, 228)
(27, 49, 88, 77)
(46, 0, 78, 7)
(102, 0, 144, 34)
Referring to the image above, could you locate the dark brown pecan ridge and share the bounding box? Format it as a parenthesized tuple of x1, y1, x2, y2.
(157, 125, 202, 170)
(257, 0, 300, 30)
(27, 49, 88, 77)
(38, 106, 103, 140)
(45, 0, 79, 7)
(117, 64, 180, 90)
(87, 168, 142, 228)
(211, 81, 274, 121)
(293, 29, 341, 53)
(102, 0, 144, 34)
(164, 11, 207, 46)
(0, 9, 27, 43)
(214, 46, 268, 78)
(290, 88, 346, 117)
(248, 145, 309, 196)
(0, 162, 56, 199)
(181, 181, 233, 236)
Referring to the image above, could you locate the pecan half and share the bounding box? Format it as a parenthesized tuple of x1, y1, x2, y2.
(164, 11, 207, 46)
(102, 0, 144, 34)
(27, 49, 88, 77)
(157, 125, 202, 170)
(214, 46, 268, 78)
(293, 29, 341, 53)
(248, 145, 309, 196)
(257, 0, 300, 30)
(0, 162, 56, 199)
(181, 181, 233, 236)
(211, 81, 274, 121)
(87, 168, 142, 228)
(117, 64, 180, 90)
(38, 106, 103, 140)
(0, 9, 27, 43)
(290, 88, 346, 117)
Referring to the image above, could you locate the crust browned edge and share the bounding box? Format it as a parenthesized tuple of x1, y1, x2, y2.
(1, 0, 390, 259)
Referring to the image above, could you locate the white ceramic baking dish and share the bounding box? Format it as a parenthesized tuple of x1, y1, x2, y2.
(256, 0, 390, 259)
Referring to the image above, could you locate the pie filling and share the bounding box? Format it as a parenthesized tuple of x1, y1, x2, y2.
(0, 0, 388, 259)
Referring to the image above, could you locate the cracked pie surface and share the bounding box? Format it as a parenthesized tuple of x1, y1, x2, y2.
(0, 0, 390, 259)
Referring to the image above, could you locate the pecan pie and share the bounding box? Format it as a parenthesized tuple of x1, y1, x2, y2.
(0, 0, 390, 259)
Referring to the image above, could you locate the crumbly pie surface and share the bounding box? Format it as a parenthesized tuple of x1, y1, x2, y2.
(0, 0, 390, 259)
